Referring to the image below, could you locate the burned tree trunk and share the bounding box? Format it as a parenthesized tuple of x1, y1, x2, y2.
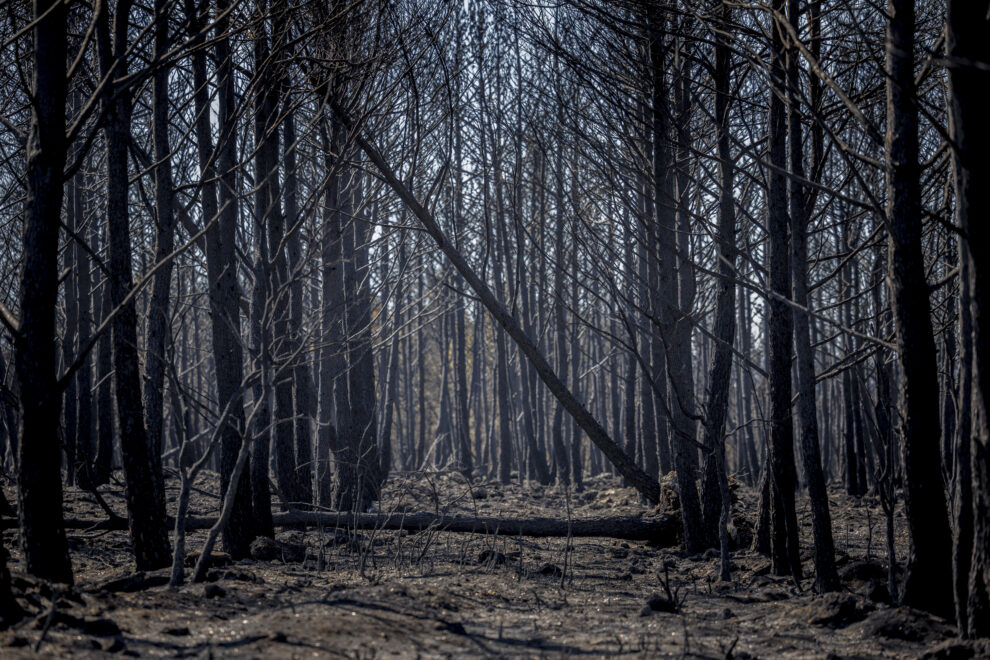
(648, 9, 704, 552)
(143, 0, 177, 484)
(885, 0, 954, 619)
(700, 0, 738, 572)
(283, 109, 315, 506)
(946, 0, 990, 637)
(765, 0, 802, 582)
(249, 0, 278, 539)
(96, 0, 172, 572)
(786, 0, 838, 593)
(71, 173, 94, 486)
(334, 106, 665, 506)
(14, 0, 73, 585)
(188, 0, 254, 558)
(341, 172, 383, 506)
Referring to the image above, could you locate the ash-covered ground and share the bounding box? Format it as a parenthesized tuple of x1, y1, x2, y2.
(1, 471, 984, 658)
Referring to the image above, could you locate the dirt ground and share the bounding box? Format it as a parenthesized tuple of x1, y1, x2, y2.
(1, 471, 985, 659)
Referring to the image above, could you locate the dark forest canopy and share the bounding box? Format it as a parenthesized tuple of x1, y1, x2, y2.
(0, 0, 988, 646)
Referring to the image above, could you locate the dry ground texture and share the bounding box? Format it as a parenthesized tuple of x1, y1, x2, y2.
(1, 471, 986, 659)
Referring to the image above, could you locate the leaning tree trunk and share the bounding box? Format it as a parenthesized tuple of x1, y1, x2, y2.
(885, 0, 954, 619)
(335, 106, 665, 505)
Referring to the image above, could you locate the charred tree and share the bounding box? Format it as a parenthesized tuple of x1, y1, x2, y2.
(884, 0, 954, 619)
(765, 0, 802, 582)
(786, 0, 839, 593)
(699, 0, 738, 574)
(188, 0, 255, 558)
(14, 0, 73, 585)
(96, 0, 172, 571)
(946, 0, 990, 637)
(143, 0, 177, 487)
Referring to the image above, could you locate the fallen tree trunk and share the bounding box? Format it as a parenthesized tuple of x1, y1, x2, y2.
(1, 512, 680, 544)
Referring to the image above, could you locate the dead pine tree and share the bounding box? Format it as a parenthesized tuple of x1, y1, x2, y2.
(760, 0, 802, 584)
(884, 0, 954, 619)
(12, 0, 74, 586)
(946, 0, 990, 637)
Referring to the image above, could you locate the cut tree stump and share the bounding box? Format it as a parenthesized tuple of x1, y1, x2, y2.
(0, 512, 679, 544)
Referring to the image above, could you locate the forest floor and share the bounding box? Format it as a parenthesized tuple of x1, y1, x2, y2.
(1, 470, 986, 659)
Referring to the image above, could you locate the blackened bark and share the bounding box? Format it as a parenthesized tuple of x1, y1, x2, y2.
(338, 108, 665, 505)
(451, 47, 475, 479)
(94, 269, 114, 486)
(326, 166, 381, 511)
(843, 363, 861, 496)
(283, 110, 315, 506)
(434, 304, 455, 467)
(15, 0, 73, 584)
(330, 178, 356, 499)
(0, 352, 19, 467)
(673, 33, 699, 481)
(766, 0, 802, 582)
(63, 180, 79, 487)
(343, 175, 382, 504)
(189, 0, 254, 558)
(552, 157, 570, 487)
(941, 253, 958, 477)
(519, 145, 548, 484)
(97, 0, 172, 571)
(261, 0, 302, 516)
(379, 244, 402, 480)
(639, 166, 660, 483)
(144, 0, 176, 493)
(249, 1, 276, 538)
(700, 1, 738, 564)
(885, 0, 954, 619)
(753, 455, 772, 556)
(786, 0, 839, 593)
(73, 174, 94, 487)
(568, 181, 584, 491)
(955, 222, 975, 633)
(317, 120, 343, 509)
(738, 290, 760, 486)
(648, 10, 704, 552)
(216, 0, 255, 555)
(946, 0, 990, 637)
